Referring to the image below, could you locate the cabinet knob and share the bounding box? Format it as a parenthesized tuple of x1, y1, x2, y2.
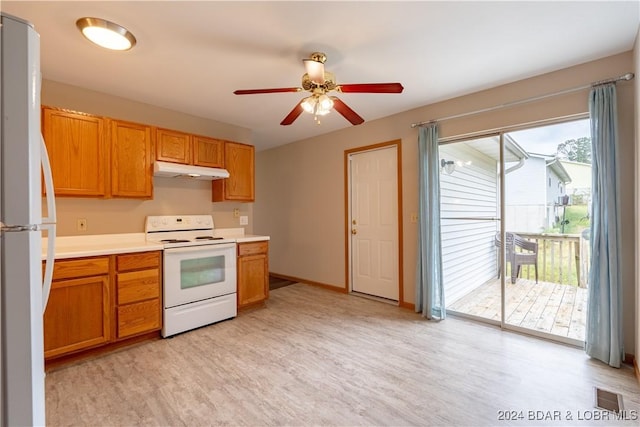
(351, 229, 357, 235)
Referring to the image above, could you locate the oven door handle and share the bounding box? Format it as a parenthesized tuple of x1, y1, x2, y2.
(164, 242, 237, 254)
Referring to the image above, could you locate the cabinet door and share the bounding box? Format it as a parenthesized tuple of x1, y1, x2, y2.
(156, 128, 191, 164)
(42, 107, 107, 197)
(237, 253, 268, 308)
(110, 120, 153, 198)
(43, 275, 111, 358)
(212, 142, 255, 202)
(193, 136, 224, 168)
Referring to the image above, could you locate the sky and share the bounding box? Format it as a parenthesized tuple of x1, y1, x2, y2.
(507, 119, 590, 156)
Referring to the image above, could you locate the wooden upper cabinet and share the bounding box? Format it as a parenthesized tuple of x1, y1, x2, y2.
(212, 141, 255, 202)
(110, 119, 153, 198)
(156, 128, 191, 164)
(193, 135, 224, 168)
(156, 130, 224, 169)
(42, 107, 107, 197)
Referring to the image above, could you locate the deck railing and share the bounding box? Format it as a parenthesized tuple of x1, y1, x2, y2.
(508, 232, 589, 288)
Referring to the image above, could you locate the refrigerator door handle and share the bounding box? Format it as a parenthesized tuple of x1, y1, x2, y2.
(40, 135, 56, 312)
(41, 223, 56, 313)
(0, 222, 39, 232)
(40, 134, 56, 224)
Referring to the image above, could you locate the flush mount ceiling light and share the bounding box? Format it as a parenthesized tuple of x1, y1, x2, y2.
(76, 17, 136, 51)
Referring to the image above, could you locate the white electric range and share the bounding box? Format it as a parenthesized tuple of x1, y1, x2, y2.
(145, 215, 237, 337)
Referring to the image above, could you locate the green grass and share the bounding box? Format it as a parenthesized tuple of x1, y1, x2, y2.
(510, 205, 591, 286)
(545, 204, 590, 235)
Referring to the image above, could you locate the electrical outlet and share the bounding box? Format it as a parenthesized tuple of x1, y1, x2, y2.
(239, 215, 248, 225)
(410, 213, 418, 223)
(233, 208, 240, 218)
(77, 218, 88, 231)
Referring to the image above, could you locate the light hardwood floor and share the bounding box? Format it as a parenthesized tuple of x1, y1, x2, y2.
(46, 283, 639, 426)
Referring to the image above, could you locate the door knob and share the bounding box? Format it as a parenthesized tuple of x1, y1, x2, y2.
(351, 229, 357, 235)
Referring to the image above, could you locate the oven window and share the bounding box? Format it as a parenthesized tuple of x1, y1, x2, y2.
(180, 255, 225, 289)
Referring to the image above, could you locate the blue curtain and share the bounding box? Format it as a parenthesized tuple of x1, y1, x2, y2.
(585, 83, 623, 368)
(416, 124, 445, 319)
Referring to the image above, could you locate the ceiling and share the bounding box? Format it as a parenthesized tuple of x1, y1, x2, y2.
(3, 1, 639, 151)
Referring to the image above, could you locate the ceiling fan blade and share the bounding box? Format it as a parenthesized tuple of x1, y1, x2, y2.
(303, 59, 325, 85)
(331, 97, 364, 125)
(234, 87, 301, 95)
(338, 83, 404, 93)
(280, 102, 304, 126)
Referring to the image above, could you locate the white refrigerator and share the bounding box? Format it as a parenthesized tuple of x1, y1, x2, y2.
(0, 13, 57, 426)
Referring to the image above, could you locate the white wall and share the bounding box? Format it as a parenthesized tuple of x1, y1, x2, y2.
(255, 52, 637, 354)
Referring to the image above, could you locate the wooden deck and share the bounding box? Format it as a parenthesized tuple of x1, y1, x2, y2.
(447, 278, 588, 341)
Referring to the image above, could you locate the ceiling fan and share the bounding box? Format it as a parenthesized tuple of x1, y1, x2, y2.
(233, 52, 404, 126)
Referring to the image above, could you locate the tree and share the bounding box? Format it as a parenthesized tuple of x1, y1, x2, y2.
(556, 137, 591, 163)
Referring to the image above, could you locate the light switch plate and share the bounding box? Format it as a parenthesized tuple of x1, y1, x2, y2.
(239, 215, 248, 225)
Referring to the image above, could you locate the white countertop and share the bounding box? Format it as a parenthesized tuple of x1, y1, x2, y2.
(43, 229, 270, 260)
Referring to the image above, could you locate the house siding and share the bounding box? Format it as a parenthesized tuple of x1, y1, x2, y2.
(439, 143, 498, 305)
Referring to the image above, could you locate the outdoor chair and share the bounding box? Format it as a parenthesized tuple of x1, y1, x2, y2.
(494, 232, 539, 284)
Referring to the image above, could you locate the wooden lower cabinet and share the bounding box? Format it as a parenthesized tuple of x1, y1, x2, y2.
(237, 241, 269, 309)
(44, 251, 162, 363)
(115, 252, 162, 339)
(44, 257, 111, 359)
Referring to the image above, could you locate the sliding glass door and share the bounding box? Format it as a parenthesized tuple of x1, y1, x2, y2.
(503, 120, 590, 345)
(440, 134, 502, 324)
(443, 119, 590, 346)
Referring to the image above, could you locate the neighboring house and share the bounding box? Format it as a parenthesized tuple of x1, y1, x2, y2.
(505, 152, 572, 232)
(560, 160, 592, 204)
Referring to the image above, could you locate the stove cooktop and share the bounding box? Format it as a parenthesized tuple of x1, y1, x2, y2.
(145, 215, 235, 248)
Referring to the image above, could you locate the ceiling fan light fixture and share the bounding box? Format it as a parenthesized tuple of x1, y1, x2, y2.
(303, 59, 325, 84)
(301, 96, 316, 114)
(317, 94, 334, 111)
(76, 17, 136, 51)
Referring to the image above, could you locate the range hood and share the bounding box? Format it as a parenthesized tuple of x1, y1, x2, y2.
(153, 161, 230, 180)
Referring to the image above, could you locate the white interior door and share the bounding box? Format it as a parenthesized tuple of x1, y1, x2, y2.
(350, 146, 399, 301)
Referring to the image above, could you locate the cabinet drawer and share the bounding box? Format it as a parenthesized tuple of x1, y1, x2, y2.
(117, 269, 160, 304)
(117, 299, 161, 338)
(116, 251, 160, 272)
(51, 257, 110, 280)
(237, 241, 268, 257)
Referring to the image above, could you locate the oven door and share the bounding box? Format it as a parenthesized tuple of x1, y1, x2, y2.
(163, 243, 237, 308)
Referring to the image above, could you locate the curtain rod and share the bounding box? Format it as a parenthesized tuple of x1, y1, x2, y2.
(410, 72, 634, 128)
